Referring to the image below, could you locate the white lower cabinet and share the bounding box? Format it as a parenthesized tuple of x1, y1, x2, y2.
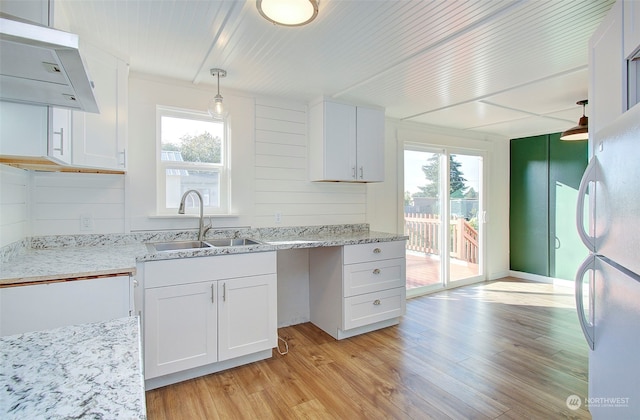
(0, 275, 132, 337)
(309, 241, 406, 339)
(141, 252, 277, 384)
(144, 281, 218, 379)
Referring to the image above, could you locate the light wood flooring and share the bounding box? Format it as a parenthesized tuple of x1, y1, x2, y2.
(145, 278, 591, 419)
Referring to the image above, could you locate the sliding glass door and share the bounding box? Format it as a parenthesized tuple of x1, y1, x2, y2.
(404, 147, 484, 296)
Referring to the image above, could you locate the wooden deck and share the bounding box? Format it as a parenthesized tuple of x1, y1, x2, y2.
(406, 251, 480, 289)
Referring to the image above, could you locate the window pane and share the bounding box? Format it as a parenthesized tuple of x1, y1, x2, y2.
(165, 168, 220, 209)
(161, 116, 223, 164)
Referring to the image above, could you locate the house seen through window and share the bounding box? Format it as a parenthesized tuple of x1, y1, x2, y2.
(157, 107, 228, 214)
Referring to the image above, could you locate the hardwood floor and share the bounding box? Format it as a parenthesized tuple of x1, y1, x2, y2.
(145, 278, 591, 419)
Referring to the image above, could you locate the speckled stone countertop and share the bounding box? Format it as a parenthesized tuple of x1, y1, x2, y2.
(0, 316, 146, 419)
(0, 224, 407, 286)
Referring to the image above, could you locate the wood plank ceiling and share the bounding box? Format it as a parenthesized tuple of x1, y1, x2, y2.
(55, 0, 615, 139)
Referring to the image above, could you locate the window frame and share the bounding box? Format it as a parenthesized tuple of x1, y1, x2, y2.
(156, 105, 230, 215)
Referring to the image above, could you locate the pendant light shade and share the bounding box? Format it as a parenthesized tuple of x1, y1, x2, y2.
(257, 0, 319, 27)
(208, 68, 227, 119)
(560, 100, 589, 141)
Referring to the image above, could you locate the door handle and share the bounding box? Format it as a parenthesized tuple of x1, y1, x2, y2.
(576, 157, 597, 251)
(53, 128, 64, 154)
(575, 256, 595, 350)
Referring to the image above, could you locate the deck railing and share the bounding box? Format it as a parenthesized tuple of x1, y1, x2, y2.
(404, 213, 478, 263)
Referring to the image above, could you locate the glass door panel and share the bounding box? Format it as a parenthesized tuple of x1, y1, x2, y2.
(448, 153, 482, 283)
(404, 150, 443, 292)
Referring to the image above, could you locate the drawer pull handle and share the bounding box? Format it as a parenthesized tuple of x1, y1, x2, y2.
(373, 268, 381, 275)
(373, 299, 381, 305)
(373, 248, 381, 254)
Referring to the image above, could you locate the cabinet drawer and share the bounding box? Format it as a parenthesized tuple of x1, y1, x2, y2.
(343, 241, 405, 264)
(343, 287, 406, 331)
(343, 258, 405, 297)
(144, 252, 276, 289)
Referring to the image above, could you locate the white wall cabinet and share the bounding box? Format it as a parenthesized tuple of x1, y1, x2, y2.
(49, 108, 72, 164)
(623, 0, 640, 59)
(309, 99, 384, 182)
(0, 0, 49, 25)
(589, 0, 626, 141)
(72, 43, 128, 171)
(142, 252, 277, 382)
(309, 241, 406, 339)
(0, 275, 132, 337)
(0, 45, 128, 172)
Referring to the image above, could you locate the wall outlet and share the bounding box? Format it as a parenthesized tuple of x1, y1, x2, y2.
(80, 214, 94, 231)
(274, 212, 282, 224)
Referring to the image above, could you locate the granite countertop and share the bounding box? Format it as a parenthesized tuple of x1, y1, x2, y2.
(0, 316, 146, 420)
(0, 225, 407, 286)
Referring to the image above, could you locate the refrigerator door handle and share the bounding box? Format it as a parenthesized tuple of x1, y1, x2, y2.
(575, 255, 595, 350)
(576, 157, 598, 251)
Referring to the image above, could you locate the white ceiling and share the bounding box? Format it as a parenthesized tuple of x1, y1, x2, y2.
(55, 0, 615, 139)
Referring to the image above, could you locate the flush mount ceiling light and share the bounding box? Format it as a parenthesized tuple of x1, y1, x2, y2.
(207, 68, 227, 119)
(560, 99, 589, 141)
(256, 0, 319, 27)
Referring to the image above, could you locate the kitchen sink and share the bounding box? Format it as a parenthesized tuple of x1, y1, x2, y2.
(146, 238, 262, 252)
(207, 238, 262, 247)
(146, 240, 213, 252)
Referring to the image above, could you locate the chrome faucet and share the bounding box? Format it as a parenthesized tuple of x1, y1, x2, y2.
(178, 189, 211, 241)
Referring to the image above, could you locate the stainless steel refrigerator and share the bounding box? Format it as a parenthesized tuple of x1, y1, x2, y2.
(575, 103, 640, 419)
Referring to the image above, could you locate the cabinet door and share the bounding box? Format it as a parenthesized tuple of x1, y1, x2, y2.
(144, 282, 217, 379)
(548, 133, 589, 280)
(218, 274, 277, 361)
(509, 135, 549, 276)
(48, 108, 72, 164)
(624, 0, 640, 59)
(0, 0, 49, 25)
(589, 0, 625, 140)
(72, 44, 128, 170)
(0, 276, 131, 337)
(0, 102, 47, 156)
(356, 106, 384, 182)
(311, 101, 356, 181)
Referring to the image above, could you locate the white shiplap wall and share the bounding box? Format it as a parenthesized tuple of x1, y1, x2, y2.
(0, 165, 29, 247)
(253, 98, 366, 227)
(31, 172, 126, 235)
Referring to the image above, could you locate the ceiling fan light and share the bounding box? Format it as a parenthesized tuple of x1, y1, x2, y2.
(560, 100, 589, 141)
(257, 0, 319, 26)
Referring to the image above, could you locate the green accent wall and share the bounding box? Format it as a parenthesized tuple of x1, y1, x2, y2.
(509, 133, 588, 280)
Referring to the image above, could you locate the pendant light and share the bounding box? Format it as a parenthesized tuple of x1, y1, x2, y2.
(208, 68, 227, 119)
(560, 100, 589, 141)
(256, 0, 319, 27)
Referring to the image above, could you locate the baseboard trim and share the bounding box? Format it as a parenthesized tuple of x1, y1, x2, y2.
(508, 270, 575, 289)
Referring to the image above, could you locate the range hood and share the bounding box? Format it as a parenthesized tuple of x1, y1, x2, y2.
(0, 13, 99, 113)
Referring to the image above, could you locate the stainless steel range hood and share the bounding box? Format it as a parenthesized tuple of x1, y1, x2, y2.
(0, 13, 99, 113)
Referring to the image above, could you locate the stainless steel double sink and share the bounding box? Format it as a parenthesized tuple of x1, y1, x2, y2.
(146, 238, 262, 253)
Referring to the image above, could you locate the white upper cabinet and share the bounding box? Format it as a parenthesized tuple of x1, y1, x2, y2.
(623, 0, 640, 59)
(309, 99, 384, 182)
(589, 0, 626, 139)
(72, 43, 128, 171)
(49, 108, 72, 164)
(0, 0, 49, 25)
(355, 106, 384, 182)
(0, 102, 49, 157)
